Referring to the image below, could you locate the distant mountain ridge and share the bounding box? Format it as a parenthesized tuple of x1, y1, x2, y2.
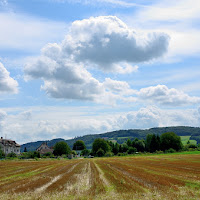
(21, 126, 200, 152)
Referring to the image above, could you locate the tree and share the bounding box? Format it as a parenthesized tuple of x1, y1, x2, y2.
(128, 147, 137, 154)
(145, 134, 160, 152)
(126, 138, 132, 147)
(96, 148, 104, 157)
(7, 152, 17, 158)
(112, 143, 119, 155)
(92, 138, 110, 156)
(145, 134, 153, 152)
(73, 140, 86, 151)
(81, 149, 90, 156)
(160, 132, 183, 151)
(0, 146, 5, 159)
(54, 141, 71, 156)
(135, 140, 145, 152)
(121, 143, 129, 152)
(24, 147, 27, 152)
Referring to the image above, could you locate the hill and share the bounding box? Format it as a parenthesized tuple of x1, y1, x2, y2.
(20, 126, 200, 152)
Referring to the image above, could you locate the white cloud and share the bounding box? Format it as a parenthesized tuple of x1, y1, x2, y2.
(128, 0, 200, 58)
(63, 16, 169, 70)
(121, 106, 200, 129)
(25, 16, 168, 103)
(1, 106, 200, 144)
(138, 85, 200, 106)
(0, 62, 18, 94)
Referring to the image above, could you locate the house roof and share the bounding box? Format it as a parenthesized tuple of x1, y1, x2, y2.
(0, 138, 20, 147)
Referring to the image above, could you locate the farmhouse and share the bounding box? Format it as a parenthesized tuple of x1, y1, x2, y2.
(0, 137, 21, 155)
(36, 142, 54, 154)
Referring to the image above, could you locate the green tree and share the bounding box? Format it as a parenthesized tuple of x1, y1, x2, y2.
(0, 146, 5, 159)
(126, 138, 132, 147)
(81, 149, 90, 156)
(145, 134, 160, 152)
(7, 152, 17, 158)
(160, 132, 183, 151)
(135, 140, 145, 152)
(113, 143, 119, 155)
(24, 147, 27, 152)
(96, 148, 104, 157)
(54, 141, 71, 156)
(92, 138, 110, 156)
(145, 134, 153, 152)
(127, 147, 137, 154)
(73, 140, 86, 151)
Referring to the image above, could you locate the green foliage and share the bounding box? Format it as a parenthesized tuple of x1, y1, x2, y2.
(71, 150, 77, 156)
(105, 151, 113, 157)
(7, 152, 17, 158)
(53, 141, 71, 156)
(121, 143, 129, 152)
(126, 138, 132, 147)
(117, 152, 127, 156)
(160, 132, 183, 151)
(96, 148, 105, 157)
(134, 139, 145, 152)
(20, 151, 41, 159)
(127, 147, 137, 154)
(92, 138, 110, 156)
(0, 146, 5, 159)
(73, 140, 86, 151)
(112, 143, 119, 155)
(81, 149, 90, 156)
(165, 148, 176, 153)
(42, 152, 54, 158)
(145, 134, 160, 153)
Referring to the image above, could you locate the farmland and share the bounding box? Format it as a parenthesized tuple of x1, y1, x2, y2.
(0, 153, 200, 200)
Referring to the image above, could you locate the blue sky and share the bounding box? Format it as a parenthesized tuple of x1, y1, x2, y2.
(0, 0, 200, 144)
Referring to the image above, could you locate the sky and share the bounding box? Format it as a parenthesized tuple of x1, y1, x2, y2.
(0, 0, 200, 144)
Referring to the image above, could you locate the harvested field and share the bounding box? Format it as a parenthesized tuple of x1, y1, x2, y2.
(0, 154, 200, 200)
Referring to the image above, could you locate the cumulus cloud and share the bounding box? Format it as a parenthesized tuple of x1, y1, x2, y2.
(1, 106, 200, 144)
(121, 106, 200, 130)
(0, 62, 18, 94)
(25, 16, 168, 102)
(63, 16, 169, 71)
(138, 85, 200, 106)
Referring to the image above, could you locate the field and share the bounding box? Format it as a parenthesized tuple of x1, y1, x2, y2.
(180, 136, 197, 145)
(0, 153, 200, 200)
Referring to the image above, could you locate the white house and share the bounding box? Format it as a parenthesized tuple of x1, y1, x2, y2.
(0, 137, 21, 155)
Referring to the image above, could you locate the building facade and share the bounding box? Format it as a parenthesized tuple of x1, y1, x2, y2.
(36, 142, 54, 155)
(0, 137, 21, 155)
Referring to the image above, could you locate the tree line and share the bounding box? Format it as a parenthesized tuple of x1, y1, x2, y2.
(1, 131, 199, 159)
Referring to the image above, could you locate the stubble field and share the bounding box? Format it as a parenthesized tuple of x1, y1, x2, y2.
(0, 153, 200, 200)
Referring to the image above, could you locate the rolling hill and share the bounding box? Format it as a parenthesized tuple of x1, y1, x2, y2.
(20, 126, 200, 152)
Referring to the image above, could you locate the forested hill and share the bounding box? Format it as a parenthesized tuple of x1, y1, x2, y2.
(21, 126, 200, 152)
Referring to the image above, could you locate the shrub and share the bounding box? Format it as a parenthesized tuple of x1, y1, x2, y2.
(165, 148, 176, 153)
(127, 147, 137, 154)
(81, 149, 90, 156)
(105, 151, 113, 157)
(42, 152, 54, 158)
(117, 152, 127, 156)
(96, 148, 105, 157)
(7, 152, 17, 158)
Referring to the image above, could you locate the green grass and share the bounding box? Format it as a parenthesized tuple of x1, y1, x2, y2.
(181, 136, 197, 145)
